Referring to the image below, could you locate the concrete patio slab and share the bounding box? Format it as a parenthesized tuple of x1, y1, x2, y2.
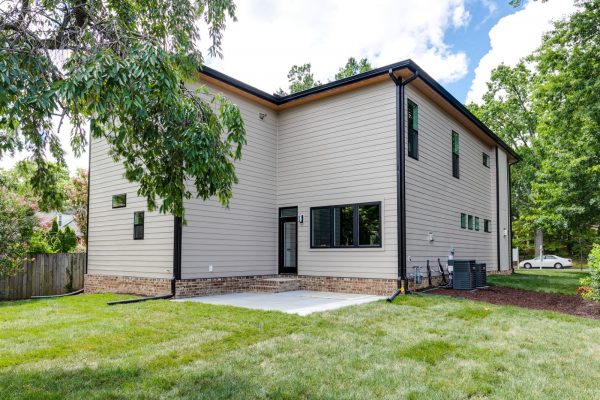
(173, 290, 385, 316)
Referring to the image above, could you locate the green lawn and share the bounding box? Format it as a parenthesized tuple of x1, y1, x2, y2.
(1, 294, 600, 399)
(487, 269, 588, 295)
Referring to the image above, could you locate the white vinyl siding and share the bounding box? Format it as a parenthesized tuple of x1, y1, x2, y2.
(404, 86, 497, 274)
(87, 137, 174, 279)
(180, 83, 278, 279)
(497, 148, 511, 271)
(278, 82, 397, 279)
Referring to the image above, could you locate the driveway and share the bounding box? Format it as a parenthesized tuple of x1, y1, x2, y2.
(174, 290, 385, 315)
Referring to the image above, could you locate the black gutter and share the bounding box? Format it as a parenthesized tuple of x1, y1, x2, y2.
(85, 138, 91, 275)
(387, 69, 418, 293)
(508, 162, 513, 272)
(200, 60, 519, 161)
(172, 216, 183, 295)
(495, 147, 501, 272)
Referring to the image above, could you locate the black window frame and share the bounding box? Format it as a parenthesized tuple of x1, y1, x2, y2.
(484, 219, 491, 233)
(482, 153, 490, 168)
(475, 216, 480, 231)
(407, 99, 419, 160)
(310, 202, 382, 249)
(452, 131, 460, 179)
(112, 193, 127, 209)
(133, 211, 144, 240)
(468, 214, 473, 230)
(461, 213, 466, 229)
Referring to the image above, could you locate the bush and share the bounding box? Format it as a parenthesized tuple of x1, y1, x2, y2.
(580, 244, 600, 301)
(0, 191, 37, 276)
(29, 219, 78, 254)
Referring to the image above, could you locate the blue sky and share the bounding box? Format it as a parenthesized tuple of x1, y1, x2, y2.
(0, 0, 578, 173)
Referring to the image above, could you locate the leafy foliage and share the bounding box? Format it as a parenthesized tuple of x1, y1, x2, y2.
(28, 219, 78, 254)
(65, 168, 87, 238)
(0, 0, 245, 218)
(335, 57, 372, 80)
(276, 63, 322, 95)
(0, 191, 37, 276)
(580, 243, 600, 301)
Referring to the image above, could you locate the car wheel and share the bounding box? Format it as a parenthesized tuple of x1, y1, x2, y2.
(554, 263, 563, 269)
(524, 263, 532, 269)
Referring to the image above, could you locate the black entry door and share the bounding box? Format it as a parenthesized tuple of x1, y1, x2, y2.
(279, 207, 298, 274)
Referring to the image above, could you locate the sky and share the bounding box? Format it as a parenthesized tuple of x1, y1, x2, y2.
(0, 0, 576, 175)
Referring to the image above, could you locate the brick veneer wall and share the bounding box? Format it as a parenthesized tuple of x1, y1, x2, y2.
(175, 275, 278, 297)
(297, 275, 397, 296)
(84, 274, 172, 296)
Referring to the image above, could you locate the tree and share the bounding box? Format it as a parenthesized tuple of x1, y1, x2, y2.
(65, 168, 87, 238)
(0, 161, 69, 211)
(335, 57, 372, 80)
(276, 63, 321, 95)
(0, 191, 37, 276)
(0, 0, 245, 219)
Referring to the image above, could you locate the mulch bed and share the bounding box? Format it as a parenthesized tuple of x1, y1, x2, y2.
(433, 285, 600, 320)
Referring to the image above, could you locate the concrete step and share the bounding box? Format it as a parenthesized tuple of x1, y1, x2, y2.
(251, 277, 300, 293)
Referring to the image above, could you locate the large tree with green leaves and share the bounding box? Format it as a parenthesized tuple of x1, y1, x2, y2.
(335, 57, 372, 80)
(0, 0, 245, 218)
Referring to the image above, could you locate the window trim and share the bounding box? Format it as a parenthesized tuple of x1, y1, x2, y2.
(452, 131, 460, 179)
(133, 211, 144, 240)
(461, 213, 466, 229)
(468, 214, 473, 230)
(407, 99, 419, 160)
(475, 216, 480, 231)
(112, 193, 127, 209)
(484, 219, 491, 233)
(310, 202, 382, 249)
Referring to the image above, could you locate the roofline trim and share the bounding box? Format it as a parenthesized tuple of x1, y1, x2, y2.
(199, 60, 519, 160)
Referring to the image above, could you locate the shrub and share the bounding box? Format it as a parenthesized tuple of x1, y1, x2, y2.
(580, 244, 600, 301)
(0, 191, 37, 276)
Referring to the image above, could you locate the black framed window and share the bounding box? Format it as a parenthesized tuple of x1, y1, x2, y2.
(112, 194, 127, 208)
(461, 213, 466, 229)
(484, 219, 491, 233)
(483, 153, 490, 168)
(133, 211, 144, 240)
(407, 100, 419, 160)
(311, 202, 381, 248)
(475, 217, 480, 231)
(468, 215, 473, 230)
(452, 131, 460, 178)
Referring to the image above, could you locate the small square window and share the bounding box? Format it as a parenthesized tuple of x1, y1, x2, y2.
(133, 211, 144, 240)
(461, 213, 466, 229)
(484, 219, 491, 233)
(112, 194, 127, 208)
(475, 217, 480, 231)
(483, 153, 490, 168)
(468, 215, 473, 230)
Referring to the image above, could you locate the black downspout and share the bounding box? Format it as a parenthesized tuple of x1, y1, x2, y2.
(495, 146, 501, 272)
(387, 69, 418, 298)
(173, 216, 183, 296)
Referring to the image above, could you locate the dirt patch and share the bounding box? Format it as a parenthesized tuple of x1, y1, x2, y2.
(434, 285, 600, 320)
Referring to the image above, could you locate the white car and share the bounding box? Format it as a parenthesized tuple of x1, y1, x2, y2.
(519, 255, 573, 269)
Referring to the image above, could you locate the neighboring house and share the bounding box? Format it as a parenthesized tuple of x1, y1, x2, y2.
(85, 60, 518, 297)
(37, 211, 81, 237)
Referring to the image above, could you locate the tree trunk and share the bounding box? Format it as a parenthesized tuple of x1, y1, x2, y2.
(534, 229, 544, 257)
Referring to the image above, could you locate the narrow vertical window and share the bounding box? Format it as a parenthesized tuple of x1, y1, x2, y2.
(483, 153, 490, 168)
(484, 219, 491, 233)
(133, 211, 144, 240)
(333, 205, 354, 247)
(468, 215, 473, 230)
(461, 213, 466, 229)
(475, 217, 480, 231)
(407, 100, 419, 160)
(358, 203, 381, 246)
(452, 131, 460, 178)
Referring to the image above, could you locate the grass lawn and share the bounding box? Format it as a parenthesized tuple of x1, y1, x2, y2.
(487, 269, 588, 295)
(2, 294, 600, 399)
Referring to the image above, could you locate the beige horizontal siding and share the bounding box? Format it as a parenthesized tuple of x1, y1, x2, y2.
(87, 138, 174, 279)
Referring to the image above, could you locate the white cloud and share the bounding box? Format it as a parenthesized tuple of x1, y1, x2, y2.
(204, 0, 472, 93)
(466, 0, 576, 104)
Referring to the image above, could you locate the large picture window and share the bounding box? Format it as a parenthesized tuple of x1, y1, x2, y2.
(311, 202, 381, 248)
(407, 100, 419, 160)
(452, 131, 460, 178)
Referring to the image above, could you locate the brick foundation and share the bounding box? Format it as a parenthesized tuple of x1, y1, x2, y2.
(84, 274, 172, 297)
(297, 275, 397, 296)
(175, 275, 277, 297)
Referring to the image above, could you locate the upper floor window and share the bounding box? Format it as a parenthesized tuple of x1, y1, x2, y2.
(133, 211, 144, 240)
(452, 132, 460, 178)
(468, 215, 473, 230)
(484, 219, 491, 233)
(407, 100, 419, 160)
(112, 194, 127, 208)
(483, 153, 490, 168)
(461, 213, 466, 229)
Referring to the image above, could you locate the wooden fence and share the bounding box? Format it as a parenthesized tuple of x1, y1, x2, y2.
(0, 253, 86, 300)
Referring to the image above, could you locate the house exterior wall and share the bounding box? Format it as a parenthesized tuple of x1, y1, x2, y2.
(179, 82, 278, 279)
(404, 86, 499, 276)
(277, 81, 398, 279)
(87, 137, 174, 279)
(497, 148, 511, 271)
